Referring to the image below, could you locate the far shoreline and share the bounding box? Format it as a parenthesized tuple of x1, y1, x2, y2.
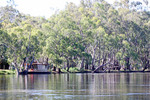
(1, 69, 150, 75)
(51, 70, 150, 74)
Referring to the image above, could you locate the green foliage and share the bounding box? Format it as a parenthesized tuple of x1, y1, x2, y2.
(62, 67, 80, 73)
(0, 70, 15, 75)
(69, 67, 80, 73)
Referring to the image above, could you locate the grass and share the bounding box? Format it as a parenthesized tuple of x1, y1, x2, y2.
(61, 67, 92, 73)
(69, 67, 80, 73)
(0, 69, 16, 75)
(61, 67, 80, 73)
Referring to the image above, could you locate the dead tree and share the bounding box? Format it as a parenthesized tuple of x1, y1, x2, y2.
(93, 59, 112, 73)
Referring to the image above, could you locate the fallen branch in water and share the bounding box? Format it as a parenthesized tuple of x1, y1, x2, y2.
(93, 60, 112, 73)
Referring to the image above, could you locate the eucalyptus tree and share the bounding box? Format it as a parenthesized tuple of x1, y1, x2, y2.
(112, 0, 150, 71)
(44, 7, 91, 71)
(0, 30, 11, 61)
(0, 5, 46, 69)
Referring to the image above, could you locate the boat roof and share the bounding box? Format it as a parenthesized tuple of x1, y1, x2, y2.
(24, 63, 48, 66)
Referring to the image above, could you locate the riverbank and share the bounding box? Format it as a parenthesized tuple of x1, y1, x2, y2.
(93, 70, 150, 73)
(53, 67, 150, 74)
(1, 68, 150, 75)
(0, 70, 15, 75)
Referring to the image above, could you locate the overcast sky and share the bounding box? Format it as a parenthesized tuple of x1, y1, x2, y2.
(14, 0, 81, 18)
(1, 0, 149, 18)
(0, 0, 117, 18)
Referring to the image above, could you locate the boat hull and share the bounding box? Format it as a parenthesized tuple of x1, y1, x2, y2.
(28, 72, 51, 74)
(19, 70, 51, 75)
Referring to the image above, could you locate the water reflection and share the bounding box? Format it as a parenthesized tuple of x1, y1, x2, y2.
(0, 73, 150, 100)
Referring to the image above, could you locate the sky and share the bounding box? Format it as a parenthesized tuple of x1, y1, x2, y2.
(14, 0, 81, 18)
(0, 0, 149, 18)
(0, 0, 115, 18)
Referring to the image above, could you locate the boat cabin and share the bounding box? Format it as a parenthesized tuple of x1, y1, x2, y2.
(30, 63, 49, 72)
(24, 62, 49, 72)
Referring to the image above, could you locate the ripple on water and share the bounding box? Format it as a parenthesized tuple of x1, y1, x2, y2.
(124, 93, 150, 96)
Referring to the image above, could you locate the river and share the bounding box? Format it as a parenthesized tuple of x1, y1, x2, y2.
(0, 73, 150, 100)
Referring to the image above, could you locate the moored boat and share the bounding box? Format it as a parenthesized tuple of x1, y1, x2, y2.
(18, 61, 51, 75)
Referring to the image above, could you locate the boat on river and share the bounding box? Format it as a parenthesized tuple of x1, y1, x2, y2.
(18, 61, 51, 75)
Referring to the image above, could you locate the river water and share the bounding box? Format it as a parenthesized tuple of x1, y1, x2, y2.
(0, 73, 150, 100)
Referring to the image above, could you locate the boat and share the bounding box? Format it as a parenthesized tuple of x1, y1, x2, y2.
(18, 61, 51, 75)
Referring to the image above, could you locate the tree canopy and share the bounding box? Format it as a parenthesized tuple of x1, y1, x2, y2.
(0, 0, 150, 72)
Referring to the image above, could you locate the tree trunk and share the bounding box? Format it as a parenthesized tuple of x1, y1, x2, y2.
(46, 58, 49, 64)
(125, 56, 131, 71)
(100, 55, 107, 71)
(80, 58, 85, 70)
(52, 66, 56, 71)
(91, 65, 95, 71)
(98, 41, 101, 66)
(114, 60, 121, 71)
(142, 57, 149, 71)
(28, 58, 34, 71)
(91, 46, 96, 70)
(57, 68, 61, 73)
(46, 58, 50, 70)
(67, 59, 70, 72)
(85, 59, 88, 70)
(22, 57, 26, 69)
(100, 48, 107, 70)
